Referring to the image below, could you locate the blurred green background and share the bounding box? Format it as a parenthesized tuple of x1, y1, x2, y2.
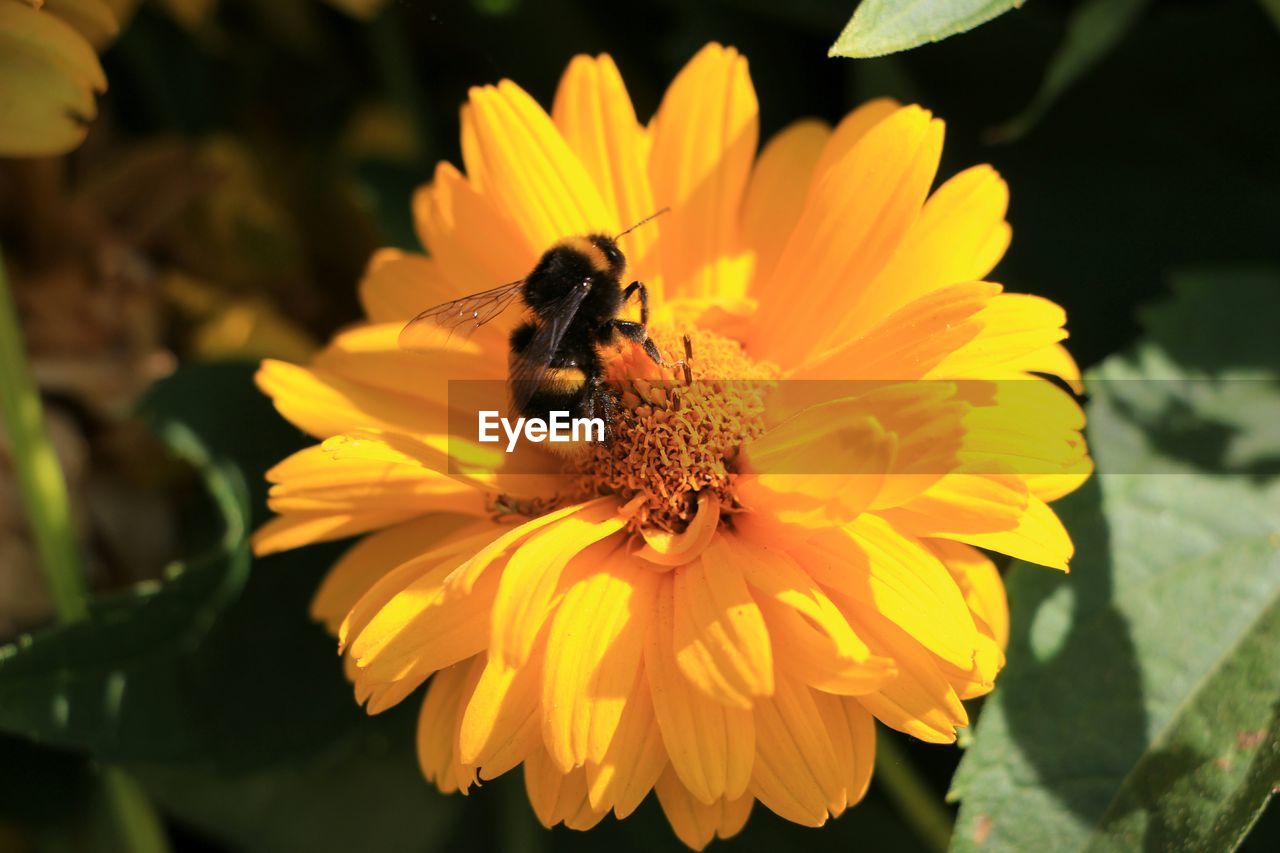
(2, 1, 1278, 851)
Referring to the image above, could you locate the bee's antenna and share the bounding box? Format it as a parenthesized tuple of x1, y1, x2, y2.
(615, 207, 671, 240)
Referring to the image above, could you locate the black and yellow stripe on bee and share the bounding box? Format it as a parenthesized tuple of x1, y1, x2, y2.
(539, 365, 587, 395)
(509, 349, 588, 394)
(556, 236, 612, 275)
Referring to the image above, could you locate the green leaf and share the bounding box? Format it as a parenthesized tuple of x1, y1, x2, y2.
(1086, 270, 1280, 480)
(133, 702, 464, 853)
(1261, 0, 1280, 31)
(0, 364, 359, 769)
(948, 270, 1280, 850)
(988, 0, 1152, 142)
(0, 734, 95, 827)
(0, 417, 252, 759)
(830, 0, 1024, 59)
(1091, 597, 1280, 850)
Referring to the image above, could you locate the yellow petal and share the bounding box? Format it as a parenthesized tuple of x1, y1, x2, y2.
(671, 541, 774, 708)
(357, 249, 467, 328)
(262, 441, 482, 517)
(459, 636, 545, 779)
(757, 596, 894, 697)
(411, 160, 534, 299)
(542, 548, 658, 771)
(655, 766, 753, 850)
(758, 383, 971, 514)
(740, 119, 830, 286)
(458, 102, 484, 190)
(252, 509, 435, 557)
(251, 434, 490, 557)
(831, 165, 1011, 341)
(0, 2, 105, 157)
(43, 0, 119, 50)
(267, 433, 444, 483)
(416, 659, 478, 795)
(858, 382, 971, 510)
(256, 359, 439, 439)
(749, 677, 840, 826)
(1033, 341, 1084, 393)
(957, 378, 1090, 497)
(315, 430, 524, 497)
(810, 691, 876, 815)
(652, 294, 757, 339)
(310, 513, 484, 634)
(751, 106, 944, 365)
(490, 503, 628, 668)
(789, 282, 1001, 382)
(939, 629, 1005, 700)
(524, 748, 607, 830)
(918, 502, 1013, 696)
(737, 407, 894, 529)
(339, 525, 500, 650)
(932, 493, 1074, 571)
(798, 515, 978, 670)
(810, 97, 900, 183)
(645, 576, 754, 804)
(848, 609, 969, 744)
(346, 536, 506, 704)
(725, 527, 894, 695)
(880, 469, 1029, 536)
(1025, 457, 1094, 504)
(634, 491, 721, 568)
(929, 539, 1009, 648)
(648, 43, 758, 301)
(467, 80, 616, 250)
(552, 53, 663, 298)
(928, 293, 1071, 381)
(314, 321, 503, 409)
(584, 664, 667, 817)
(445, 497, 616, 595)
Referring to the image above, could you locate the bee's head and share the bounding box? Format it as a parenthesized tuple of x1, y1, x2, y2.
(587, 234, 626, 278)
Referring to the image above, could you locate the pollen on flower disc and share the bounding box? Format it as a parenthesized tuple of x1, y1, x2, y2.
(569, 326, 779, 533)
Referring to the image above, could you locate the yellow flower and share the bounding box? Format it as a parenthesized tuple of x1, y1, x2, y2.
(254, 43, 1091, 848)
(0, 0, 113, 157)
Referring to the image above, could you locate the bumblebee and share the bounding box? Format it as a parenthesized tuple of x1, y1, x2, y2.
(399, 214, 669, 442)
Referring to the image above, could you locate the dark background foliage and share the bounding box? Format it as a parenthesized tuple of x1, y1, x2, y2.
(2, 1, 1278, 850)
(99, 0, 1280, 367)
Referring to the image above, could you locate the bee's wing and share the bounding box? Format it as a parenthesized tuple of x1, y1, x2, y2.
(398, 279, 525, 352)
(508, 283, 592, 413)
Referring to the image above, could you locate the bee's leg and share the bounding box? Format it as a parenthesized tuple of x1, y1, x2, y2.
(620, 281, 649, 325)
(598, 383, 618, 444)
(581, 376, 617, 443)
(611, 319, 665, 366)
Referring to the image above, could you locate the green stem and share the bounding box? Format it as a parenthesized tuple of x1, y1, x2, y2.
(0, 248, 88, 622)
(102, 768, 169, 853)
(875, 730, 954, 853)
(0, 249, 170, 852)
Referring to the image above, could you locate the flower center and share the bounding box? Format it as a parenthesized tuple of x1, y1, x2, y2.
(568, 326, 778, 533)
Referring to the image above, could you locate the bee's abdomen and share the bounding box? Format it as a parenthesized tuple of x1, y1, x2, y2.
(541, 366, 588, 394)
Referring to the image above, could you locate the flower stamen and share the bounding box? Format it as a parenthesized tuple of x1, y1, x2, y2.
(570, 326, 777, 533)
